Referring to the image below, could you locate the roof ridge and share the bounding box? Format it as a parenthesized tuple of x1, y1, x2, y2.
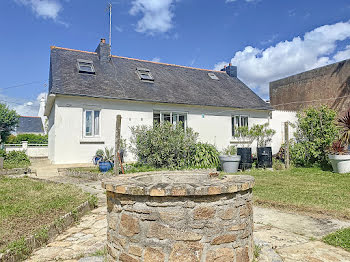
(50, 46, 225, 73)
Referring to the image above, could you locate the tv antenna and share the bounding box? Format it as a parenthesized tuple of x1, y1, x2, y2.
(107, 3, 112, 47)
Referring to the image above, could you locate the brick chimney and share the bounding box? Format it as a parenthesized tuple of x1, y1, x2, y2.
(221, 63, 237, 78)
(95, 38, 111, 63)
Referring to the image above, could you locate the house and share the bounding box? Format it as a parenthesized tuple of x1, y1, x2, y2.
(45, 39, 273, 164)
(270, 59, 350, 115)
(14, 116, 45, 135)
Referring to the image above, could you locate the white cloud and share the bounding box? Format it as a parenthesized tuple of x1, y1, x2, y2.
(0, 92, 47, 116)
(214, 21, 350, 97)
(151, 57, 161, 62)
(15, 0, 63, 21)
(129, 0, 176, 35)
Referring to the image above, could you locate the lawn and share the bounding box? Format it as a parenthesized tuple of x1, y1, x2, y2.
(0, 177, 90, 253)
(239, 167, 350, 220)
(323, 227, 350, 252)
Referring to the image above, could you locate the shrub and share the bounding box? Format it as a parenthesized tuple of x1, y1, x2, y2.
(6, 134, 48, 144)
(290, 105, 338, 167)
(3, 151, 30, 168)
(0, 149, 6, 158)
(130, 122, 198, 169)
(189, 143, 220, 169)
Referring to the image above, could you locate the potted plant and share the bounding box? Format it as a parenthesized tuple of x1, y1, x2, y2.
(219, 145, 241, 173)
(328, 110, 350, 173)
(99, 147, 115, 172)
(234, 126, 254, 170)
(93, 149, 104, 165)
(251, 123, 276, 168)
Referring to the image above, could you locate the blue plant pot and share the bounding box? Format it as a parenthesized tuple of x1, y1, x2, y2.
(99, 161, 113, 172)
(93, 156, 102, 165)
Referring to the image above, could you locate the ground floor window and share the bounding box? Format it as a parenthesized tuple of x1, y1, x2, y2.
(232, 115, 248, 136)
(84, 110, 100, 137)
(153, 111, 187, 129)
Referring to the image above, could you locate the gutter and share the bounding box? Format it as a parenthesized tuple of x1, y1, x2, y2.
(44, 94, 56, 117)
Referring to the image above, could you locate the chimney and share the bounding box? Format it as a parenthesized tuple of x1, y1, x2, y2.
(95, 38, 111, 63)
(221, 64, 237, 78)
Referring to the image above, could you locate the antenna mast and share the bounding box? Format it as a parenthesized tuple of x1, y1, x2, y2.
(108, 3, 112, 47)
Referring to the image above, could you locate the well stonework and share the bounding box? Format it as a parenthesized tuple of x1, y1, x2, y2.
(102, 172, 255, 262)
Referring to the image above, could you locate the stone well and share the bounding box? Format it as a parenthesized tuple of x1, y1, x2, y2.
(102, 172, 254, 262)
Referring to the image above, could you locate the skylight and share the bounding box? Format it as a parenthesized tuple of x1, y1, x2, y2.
(136, 67, 154, 82)
(208, 72, 219, 80)
(77, 59, 95, 74)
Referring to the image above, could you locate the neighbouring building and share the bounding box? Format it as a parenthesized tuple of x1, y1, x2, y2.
(45, 39, 279, 164)
(14, 116, 45, 135)
(270, 59, 350, 115)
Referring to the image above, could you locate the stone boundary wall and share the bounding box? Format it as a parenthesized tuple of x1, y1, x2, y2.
(103, 173, 254, 262)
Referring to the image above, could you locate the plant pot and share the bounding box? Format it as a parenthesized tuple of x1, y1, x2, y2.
(99, 161, 114, 172)
(257, 147, 272, 168)
(328, 154, 350, 173)
(119, 150, 124, 163)
(237, 148, 252, 170)
(93, 156, 102, 165)
(219, 155, 241, 173)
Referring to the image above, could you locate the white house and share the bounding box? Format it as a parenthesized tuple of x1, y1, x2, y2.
(45, 39, 280, 164)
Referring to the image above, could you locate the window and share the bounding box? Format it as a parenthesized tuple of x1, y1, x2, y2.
(84, 110, 100, 137)
(153, 111, 187, 129)
(77, 59, 95, 74)
(136, 67, 154, 82)
(208, 72, 219, 80)
(232, 115, 248, 137)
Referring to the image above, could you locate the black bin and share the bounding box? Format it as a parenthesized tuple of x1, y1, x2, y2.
(237, 148, 252, 170)
(257, 147, 272, 168)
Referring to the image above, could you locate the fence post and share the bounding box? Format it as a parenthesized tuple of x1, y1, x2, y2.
(0, 157, 3, 169)
(114, 115, 122, 175)
(22, 141, 28, 154)
(284, 122, 290, 169)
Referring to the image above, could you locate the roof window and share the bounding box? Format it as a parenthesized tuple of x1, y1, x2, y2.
(77, 59, 95, 74)
(208, 72, 219, 80)
(136, 67, 154, 82)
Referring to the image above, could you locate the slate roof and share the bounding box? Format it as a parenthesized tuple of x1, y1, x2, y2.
(49, 46, 271, 110)
(16, 116, 44, 134)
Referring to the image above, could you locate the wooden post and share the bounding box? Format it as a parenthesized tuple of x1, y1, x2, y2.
(114, 115, 122, 175)
(284, 122, 290, 169)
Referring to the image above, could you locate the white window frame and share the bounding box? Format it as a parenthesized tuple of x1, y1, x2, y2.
(232, 115, 249, 137)
(153, 111, 187, 129)
(77, 59, 95, 74)
(83, 109, 101, 138)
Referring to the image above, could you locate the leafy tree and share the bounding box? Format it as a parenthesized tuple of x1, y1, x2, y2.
(290, 105, 339, 167)
(0, 103, 19, 143)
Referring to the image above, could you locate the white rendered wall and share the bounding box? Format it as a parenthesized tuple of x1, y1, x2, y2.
(49, 95, 272, 164)
(270, 110, 298, 154)
(47, 104, 56, 162)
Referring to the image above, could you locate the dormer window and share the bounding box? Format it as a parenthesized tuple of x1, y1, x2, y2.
(77, 59, 95, 74)
(208, 72, 219, 80)
(136, 67, 154, 82)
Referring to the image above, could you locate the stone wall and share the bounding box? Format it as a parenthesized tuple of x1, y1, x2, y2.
(269, 59, 350, 115)
(103, 172, 254, 262)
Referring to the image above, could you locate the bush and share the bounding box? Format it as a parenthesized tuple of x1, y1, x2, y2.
(0, 149, 6, 158)
(290, 105, 338, 167)
(3, 151, 30, 169)
(189, 143, 220, 169)
(130, 122, 198, 169)
(6, 134, 48, 144)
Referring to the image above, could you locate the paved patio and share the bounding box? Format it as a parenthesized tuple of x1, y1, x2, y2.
(24, 159, 350, 262)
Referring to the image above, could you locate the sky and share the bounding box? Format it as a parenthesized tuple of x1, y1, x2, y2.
(1, 0, 350, 116)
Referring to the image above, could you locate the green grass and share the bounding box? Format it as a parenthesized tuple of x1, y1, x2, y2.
(0, 177, 90, 253)
(323, 227, 350, 251)
(69, 163, 167, 175)
(3, 160, 30, 169)
(237, 167, 350, 219)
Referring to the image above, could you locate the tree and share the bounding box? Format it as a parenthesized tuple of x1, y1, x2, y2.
(0, 103, 19, 143)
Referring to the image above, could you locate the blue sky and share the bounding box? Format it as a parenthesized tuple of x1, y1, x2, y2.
(1, 0, 350, 116)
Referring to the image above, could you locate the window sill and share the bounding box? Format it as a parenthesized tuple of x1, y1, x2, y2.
(230, 140, 253, 144)
(80, 138, 105, 144)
